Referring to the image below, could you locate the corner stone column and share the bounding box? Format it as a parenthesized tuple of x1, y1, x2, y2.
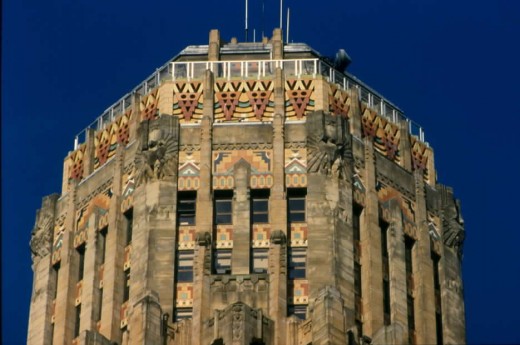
(27, 194, 60, 345)
(100, 147, 125, 341)
(413, 171, 436, 345)
(232, 160, 251, 274)
(53, 183, 79, 344)
(192, 234, 212, 345)
(360, 139, 384, 338)
(310, 286, 347, 345)
(268, 231, 287, 345)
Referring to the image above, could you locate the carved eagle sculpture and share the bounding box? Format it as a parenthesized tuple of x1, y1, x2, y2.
(134, 131, 177, 186)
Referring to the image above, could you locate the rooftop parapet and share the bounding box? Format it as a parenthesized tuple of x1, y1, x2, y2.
(73, 40, 425, 149)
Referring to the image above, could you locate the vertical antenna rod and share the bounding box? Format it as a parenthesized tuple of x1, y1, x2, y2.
(286, 8, 290, 43)
(280, 0, 283, 29)
(245, 0, 249, 41)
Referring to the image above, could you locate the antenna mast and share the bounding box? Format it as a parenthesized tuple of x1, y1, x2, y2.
(279, 0, 283, 29)
(245, 0, 249, 41)
(286, 8, 290, 43)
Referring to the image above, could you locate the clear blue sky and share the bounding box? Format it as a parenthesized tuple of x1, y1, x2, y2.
(2, 0, 520, 344)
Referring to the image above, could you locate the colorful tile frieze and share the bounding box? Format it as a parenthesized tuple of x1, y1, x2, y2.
(212, 150, 273, 189)
(176, 283, 194, 307)
(178, 151, 201, 191)
(285, 148, 307, 187)
(361, 107, 401, 162)
(410, 137, 431, 183)
(215, 226, 233, 249)
(172, 82, 204, 123)
(290, 223, 308, 247)
(68, 145, 86, 182)
(178, 226, 196, 249)
(288, 280, 309, 305)
(285, 79, 315, 120)
(329, 84, 351, 118)
(252, 224, 271, 248)
(213, 80, 275, 122)
(94, 110, 132, 169)
(140, 88, 159, 121)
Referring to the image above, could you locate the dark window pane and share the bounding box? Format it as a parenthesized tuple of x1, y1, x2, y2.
(288, 305, 307, 320)
(178, 193, 196, 225)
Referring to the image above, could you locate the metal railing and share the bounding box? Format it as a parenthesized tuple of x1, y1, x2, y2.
(73, 57, 425, 149)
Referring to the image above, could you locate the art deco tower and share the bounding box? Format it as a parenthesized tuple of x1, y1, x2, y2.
(28, 29, 465, 345)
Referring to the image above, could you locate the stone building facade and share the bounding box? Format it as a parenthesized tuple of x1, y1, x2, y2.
(28, 29, 465, 345)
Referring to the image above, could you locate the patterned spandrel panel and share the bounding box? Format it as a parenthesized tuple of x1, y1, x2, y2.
(361, 106, 401, 163)
(213, 80, 275, 122)
(178, 151, 201, 191)
(288, 279, 309, 305)
(410, 136, 433, 183)
(252, 224, 271, 248)
(285, 79, 315, 120)
(67, 145, 86, 182)
(139, 88, 159, 121)
(328, 83, 351, 118)
(94, 109, 133, 170)
(173, 82, 204, 123)
(290, 223, 308, 247)
(123, 245, 132, 270)
(215, 225, 233, 249)
(213, 150, 273, 189)
(51, 216, 66, 265)
(177, 226, 196, 250)
(176, 283, 194, 308)
(285, 148, 307, 188)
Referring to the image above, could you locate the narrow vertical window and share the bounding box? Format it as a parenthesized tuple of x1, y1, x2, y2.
(288, 247, 307, 279)
(251, 248, 269, 273)
(123, 269, 130, 302)
(74, 304, 81, 338)
(432, 252, 443, 345)
(405, 236, 416, 344)
(77, 245, 85, 281)
(124, 209, 133, 245)
(213, 249, 232, 274)
(380, 220, 391, 325)
(214, 190, 233, 225)
(353, 204, 363, 336)
(251, 189, 269, 223)
(178, 191, 196, 225)
(175, 250, 194, 282)
(287, 189, 306, 223)
(52, 263, 60, 299)
(98, 227, 107, 264)
(96, 288, 103, 323)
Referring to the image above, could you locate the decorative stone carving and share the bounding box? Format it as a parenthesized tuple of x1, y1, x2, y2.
(269, 230, 286, 245)
(196, 232, 212, 246)
(306, 111, 352, 179)
(30, 195, 58, 260)
(440, 186, 465, 257)
(135, 116, 179, 185)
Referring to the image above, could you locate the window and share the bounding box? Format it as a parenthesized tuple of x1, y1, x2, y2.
(213, 249, 232, 274)
(124, 209, 133, 245)
(77, 245, 85, 281)
(432, 252, 443, 345)
(123, 269, 130, 302)
(288, 247, 307, 279)
(96, 288, 103, 323)
(176, 250, 194, 282)
(405, 236, 415, 344)
(74, 305, 81, 338)
(251, 248, 268, 273)
(380, 220, 390, 325)
(214, 190, 233, 225)
(178, 192, 196, 225)
(251, 189, 269, 223)
(98, 227, 107, 264)
(288, 189, 306, 223)
(288, 305, 306, 320)
(174, 308, 192, 321)
(52, 263, 60, 299)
